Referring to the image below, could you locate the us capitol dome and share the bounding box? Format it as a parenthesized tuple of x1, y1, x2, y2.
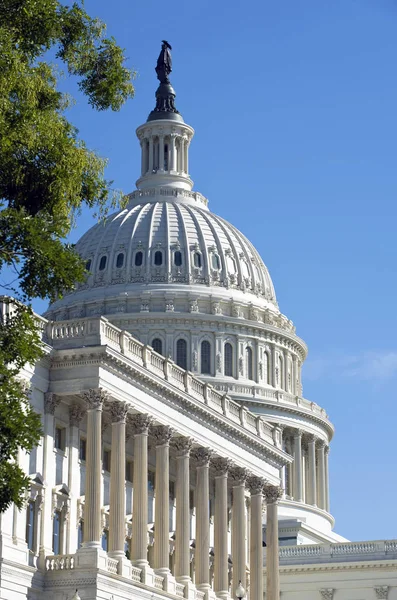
(46, 44, 338, 543)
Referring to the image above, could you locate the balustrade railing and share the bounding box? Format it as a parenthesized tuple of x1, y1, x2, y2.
(45, 554, 75, 570)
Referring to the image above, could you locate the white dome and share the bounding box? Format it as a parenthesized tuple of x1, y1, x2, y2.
(50, 188, 278, 314)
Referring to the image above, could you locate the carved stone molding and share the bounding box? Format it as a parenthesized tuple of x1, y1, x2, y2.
(150, 424, 174, 446)
(211, 456, 232, 476)
(247, 475, 266, 495)
(109, 401, 129, 423)
(129, 413, 152, 435)
(319, 589, 334, 600)
(375, 587, 389, 600)
(69, 404, 86, 427)
(44, 392, 61, 415)
(172, 436, 193, 457)
(192, 447, 213, 467)
(229, 466, 249, 486)
(263, 485, 283, 504)
(82, 388, 108, 410)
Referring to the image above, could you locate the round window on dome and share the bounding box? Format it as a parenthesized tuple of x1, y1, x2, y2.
(99, 256, 107, 271)
(116, 253, 124, 268)
(134, 251, 143, 267)
(154, 251, 163, 266)
(174, 251, 182, 267)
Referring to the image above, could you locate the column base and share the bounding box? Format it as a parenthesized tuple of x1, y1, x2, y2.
(75, 546, 108, 570)
(196, 584, 217, 600)
(155, 568, 177, 594)
(132, 561, 155, 586)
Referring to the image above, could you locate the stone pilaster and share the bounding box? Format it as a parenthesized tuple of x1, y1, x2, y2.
(230, 466, 248, 590)
(264, 485, 282, 600)
(211, 457, 232, 600)
(193, 447, 213, 595)
(151, 424, 176, 593)
(109, 401, 130, 576)
(67, 404, 85, 553)
(247, 476, 265, 600)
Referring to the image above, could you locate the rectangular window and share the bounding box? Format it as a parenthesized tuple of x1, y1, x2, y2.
(103, 449, 111, 473)
(78, 520, 84, 548)
(25, 501, 35, 550)
(125, 460, 133, 483)
(79, 437, 87, 462)
(54, 426, 66, 451)
(52, 511, 61, 554)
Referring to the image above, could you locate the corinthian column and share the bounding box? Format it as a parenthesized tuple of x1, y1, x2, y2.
(264, 486, 282, 600)
(151, 424, 176, 592)
(109, 401, 129, 574)
(67, 404, 86, 553)
(325, 445, 330, 513)
(193, 447, 213, 594)
(307, 435, 317, 507)
(82, 388, 107, 547)
(317, 440, 326, 510)
(248, 476, 265, 600)
(293, 430, 303, 502)
(130, 413, 153, 581)
(230, 466, 248, 590)
(172, 437, 193, 590)
(211, 457, 231, 600)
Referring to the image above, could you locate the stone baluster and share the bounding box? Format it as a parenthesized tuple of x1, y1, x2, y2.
(67, 404, 86, 553)
(172, 437, 194, 595)
(130, 413, 154, 584)
(109, 401, 130, 576)
(307, 435, 317, 507)
(264, 485, 282, 600)
(230, 466, 248, 590)
(211, 457, 231, 600)
(193, 447, 213, 595)
(293, 429, 303, 502)
(248, 476, 265, 600)
(317, 440, 326, 510)
(151, 425, 176, 593)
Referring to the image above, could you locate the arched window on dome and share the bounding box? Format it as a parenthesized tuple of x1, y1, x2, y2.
(85, 259, 92, 272)
(99, 256, 107, 271)
(152, 338, 163, 355)
(176, 339, 187, 370)
(224, 343, 233, 377)
(211, 254, 221, 270)
(246, 346, 254, 381)
(164, 143, 169, 171)
(154, 251, 163, 266)
(134, 251, 143, 267)
(201, 340, 211, 375)
(174, 251, 182, 267)
(116, 253, 124, 268)
(276, 353, 284, 389)
(193, 252, 202, 268)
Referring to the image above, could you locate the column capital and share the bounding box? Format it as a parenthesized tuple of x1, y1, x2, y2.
(82, 388, 108, 410)
(247, 475, 266, 495)
(129, 413, 152, 435)
(374, 586, 389, 600)
(69, 404, 86, 427)
(293, 428, 303, 439)
(263, 485, 283, 504)
(44, 392, 61, 415)
(317, 439, 326, 449)
(324, 445, 330, 455)
(192, 446, 213, 467)
(150, 424, 174, 446)
(229, 465, 249, 485)
(110, 401, 129, 423)
(172, 436, 193, 457)
(307, 433, 316, 444)
(211, 456, 232, 476)
(320, 589, 335, 600)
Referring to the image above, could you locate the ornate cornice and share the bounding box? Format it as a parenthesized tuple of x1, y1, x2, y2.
(69, 404, 86, 427)
(82, 388, 108, 410)
(129, 413, 152, 435)
(150, 424, 174, 446)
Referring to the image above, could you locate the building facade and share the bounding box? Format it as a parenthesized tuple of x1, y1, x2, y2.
(0, 45, 396, 600)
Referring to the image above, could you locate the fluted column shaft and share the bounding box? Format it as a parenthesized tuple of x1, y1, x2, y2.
(148, 138, 154, 172)
(109, 402, 128, 558)
(293, 430, 303, 502)
(264, 486, 282, 600)
(173, 437, 193, 583)
(317, 441, 326, 510)
(131, 414, 152, 566)
(248, 478, 264, 600)
(212, 458, 230, 599)
(83, 389, 105, 547)
(231, 467, 247, 589)
(153, 426, 173, 572)
(68, 405, 85, 553)
(159, 135, 165, 171)
(325, 446, 330, 512)
(308, 436, 317, 507)
(170, 135, 177, 171)
(194, 448, 212, 591)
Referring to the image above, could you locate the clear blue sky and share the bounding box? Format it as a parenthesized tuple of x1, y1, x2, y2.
(30, 0, 397, 541)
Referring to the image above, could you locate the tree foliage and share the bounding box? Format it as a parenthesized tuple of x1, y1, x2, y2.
(0, 0, 135, 511)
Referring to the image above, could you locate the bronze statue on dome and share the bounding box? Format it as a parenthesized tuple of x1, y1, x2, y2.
(156, 40, 173, 84)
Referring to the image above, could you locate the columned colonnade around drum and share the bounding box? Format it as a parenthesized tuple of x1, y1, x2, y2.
(44, 388, 283, 600)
